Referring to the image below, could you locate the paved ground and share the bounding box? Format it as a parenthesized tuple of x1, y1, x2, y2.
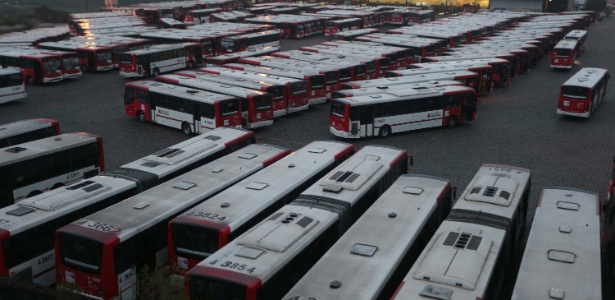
(0, 16, 614, 299)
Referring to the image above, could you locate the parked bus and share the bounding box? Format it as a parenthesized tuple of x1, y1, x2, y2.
(167, 141, 354, 280)
(328, 28, 379, 41)
(158, 17, 187, 29)
(119, 43, 203, 78)
(38, 41, 114, 72)
(111, 127, 256, 191)
(299, 45, 392, 79)
(237, 55, 342, 95)
(187, 145, 409, 300)
(324, 18, 363, 35)
(330, 80, 465, 99)
(391, 164, 531, 300)
(340, 70, 481, 93)
(551, 39, 580, 70)
(55, 144, 291, 300)
(407, 10, 435, 24)
(155, 74, 274, 129)
(0, 49, 63, 84)
(36, 49, 82, 79)
(271, 50, 367, 81)
(204, 45, 280, 66)
(198, 66, 310, 115)
(557, 67, 609, 118)
(222, 63, 327, 105)
(408, 58, 512, 88)
(512, 187, 601, 300)
(123, 81, 242, 134)
(321, 40, 411, 68)
(563, 29, 588, 53)
(0, 67, 26, 104)
(218, 30, 280, 55)
(388, 63, 493, 93)
(283, 174, 453, 300)
(184, 8, 221, 24)
(175, 70, 288, 118)
(330, 85, 477, 138)
(0, 132, 104, 208)
(0, 119, 59, 148)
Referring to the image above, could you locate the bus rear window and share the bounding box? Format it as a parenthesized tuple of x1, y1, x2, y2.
(561, 86, 589, 99)
(190, 277, 247, 300)
(331, 100, 346, 118)
(325, 71, 338, 84)
(267, 87, 284, 101)
(290, 81, 307, 95)
(253, 95, 272, 111)
(326, 22, 335, 29)
(173, 224, 218, 261)
(119, 54, 133, 64)
(554, 49, 571, 57)
(58, 233, 103, 274)
(339, 68, 351, 81)
(310, 75, 325, 89)
(220, 99, 239, 116)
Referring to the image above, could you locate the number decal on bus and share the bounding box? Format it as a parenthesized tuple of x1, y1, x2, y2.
(491, 167, 513, 173)
(188, 211, 227, 221)
(210, 260, 255, 273)
(0, 219, 9, 225)
(75, 219, 121, 233)
(38, 253, 53, 265)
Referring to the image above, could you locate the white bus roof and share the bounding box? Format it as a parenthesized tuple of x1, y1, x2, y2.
(562, 67, 609, 88)
(341, 85, 475, 106)
(0, 133, 98, 167)
(123, 42, 198, 56)
(512, 187, 601, 300)
(157, 74, 268, 98)
(0, 118, 55, 141)
(127, 81, 238, 104)
(345, 71, 479, 89)
(553, 39, 579, 50)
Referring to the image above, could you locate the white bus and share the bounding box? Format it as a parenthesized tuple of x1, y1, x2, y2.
(187, 145, 409, 300)
(123, 80, 243, 135)
(119, 43, 203, 78)
(557, 67, 610, 118)
(0, 118, 59, 148)
(55, 144, 292, 300)
(512, 187, 601, 300)
(392, 164, 531, 300)
(0, 67, 26, 104)
(330, 80, 465, 99)
(283, 174, 454, 300)
(330, 85, 478, 138)
(167, 141, 355, 281)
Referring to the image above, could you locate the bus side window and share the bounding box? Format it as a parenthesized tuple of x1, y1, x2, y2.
(200, 103, 215, 119)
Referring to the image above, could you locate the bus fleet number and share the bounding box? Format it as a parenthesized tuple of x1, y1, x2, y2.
(209, 260, 255, 273)
(38, 253, 53, 265)
(75, 219, 121, 233)
(188, 211, 227, 221)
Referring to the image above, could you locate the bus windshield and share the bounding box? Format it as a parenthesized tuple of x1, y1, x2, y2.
(311, 75, 325, 89)
(290, 81, 307, 95)
(63, 56, 81, 70)
(254, 95, 272, 111)
(59, 233, 103, 274)
(561, 86, 589, 99)
(43, 58, 62, 74)
(190, 278, 247, 300)
(173, 224, 218, 260)
(326, 22, 335, 29)
(220, 40, 234, 53)
(331, 100, 346, 118)
(267, 87, 284, 100)
(119, 53, 133, 64)
(96, 51, 112, 63)
(219, 99, 240, 116)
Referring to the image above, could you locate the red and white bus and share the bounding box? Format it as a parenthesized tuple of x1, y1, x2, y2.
(0, 67, 26, 104)
(0, 49, 63, 84)
(139, 30, 218, 58)
(184, 8, 221, 24)
(218, 30, 280, 55)
(408, 58, 513, 88)
(551, 39, 580, 70)
(198, 66, 310, 115)
(155, 74, 274, 129)
(186, 145, 408, 300)
(341, 70, 481, 94)
(354, 35, 433, 60)
(35, 49, 82, 79)
(119, 43, 203, 78)
(0, 118, 59, 148)
(222, 63, 327, 104)
(299, 45, 392, 79)
(244, 15, 324, 39)
(388, 64, 492, 94)
(167, 141, 354, 280)
(330, 85, 477, 138)
(324, 18, 363, 35)
(330, 80, 465, 99)
(557, 67, 609, 118)
(328, 28, 379, 41)
(407, 10, 435, 24)
(123, 80, 242, 134)
(0, 132, 104, 208)
(55, 144, 291, 300)
(272, 50, 368, 81)
(204, 46, 280, 66)
(175, 70, 288, 118)
(321, 40, 411, 69)
(237, 55, 342, 95)
(38, 41, 114, 72)
(564, 29, 588, 53)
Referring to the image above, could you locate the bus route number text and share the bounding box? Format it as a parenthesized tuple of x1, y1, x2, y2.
(75, 219, 121, 233)
(188, 211, 227, 221)
(208, 260, 255, 273)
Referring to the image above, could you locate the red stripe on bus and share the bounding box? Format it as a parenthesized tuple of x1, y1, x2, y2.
(262, 148, 292, 167)
(0, 228, 10, 276)
(389, 150, 408, 167)
(334, 144, 355, 160)
(156, 76, 179, 85)
(223, 132, 255, 148)
(190, 266, 262, 290)
(390, 281, 405, 299)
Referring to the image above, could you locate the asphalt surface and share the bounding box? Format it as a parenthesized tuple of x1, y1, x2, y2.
(1, 17, 614, 298)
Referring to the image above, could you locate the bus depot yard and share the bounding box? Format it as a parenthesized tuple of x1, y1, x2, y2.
(0, 4, 615, 300)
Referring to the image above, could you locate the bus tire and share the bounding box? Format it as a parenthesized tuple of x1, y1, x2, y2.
(26, 76, 33, 84)
(182, 122, 192, 135)
(153, 68, 160, 76)
(447, 116, 458, 128)
(379, 125, 391, 138)
(52, 183, 64, 190)
(137, 111, 145, 123)
(27, 190, 42, 198)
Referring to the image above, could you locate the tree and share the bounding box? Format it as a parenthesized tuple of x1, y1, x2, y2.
(584, 0, 607, 12)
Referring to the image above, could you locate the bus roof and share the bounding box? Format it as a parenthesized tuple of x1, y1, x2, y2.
(0, 133, 99, 167)
(553, 39, 579, 50)
(562, 67, 609, 88)
(122, 42, 199, 56)
(0, 118, 57, 141)
(126, 80, 239, 104)
(340, 85, 474, 106)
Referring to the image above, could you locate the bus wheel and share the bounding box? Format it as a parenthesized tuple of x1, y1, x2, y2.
(137, 111, 145, 123)
(52, 183, 65, 190)
(27, 190, 42, 198)
(182, 122, 192, 135)
(26, 76, 33, 84)
(447, 116, 458, 128)
(153, 68, 160, 76)
(379, 125, 391, 138)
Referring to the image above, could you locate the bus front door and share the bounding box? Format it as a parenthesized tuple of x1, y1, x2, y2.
(462, 95, 477, 121)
